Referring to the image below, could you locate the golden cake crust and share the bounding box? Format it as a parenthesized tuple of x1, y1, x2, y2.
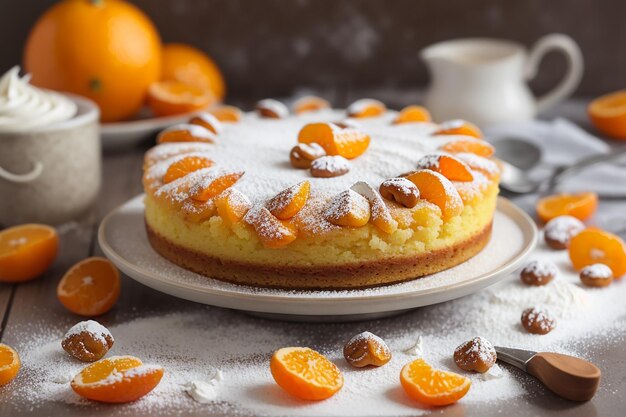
(146, 220, 492, 290)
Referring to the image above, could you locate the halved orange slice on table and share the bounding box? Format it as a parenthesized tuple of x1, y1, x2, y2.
(0, 224, 58, 283)
(569, 228, 626, 278)
(536, 192, 598, 223)
(0, 343, 20, 386)
(71, 355, 163, 403)
(400, 358, 471, 406)
(588, 90, 626, 140)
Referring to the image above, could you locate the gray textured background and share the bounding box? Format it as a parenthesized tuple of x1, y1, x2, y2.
(1, 0, 625, 100)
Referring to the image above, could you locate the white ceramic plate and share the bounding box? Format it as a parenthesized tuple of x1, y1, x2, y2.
(98, 195, 537, 321)
(100, 108, 200, 150)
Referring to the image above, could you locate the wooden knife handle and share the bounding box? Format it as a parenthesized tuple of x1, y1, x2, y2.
(526, 352, 601, 401)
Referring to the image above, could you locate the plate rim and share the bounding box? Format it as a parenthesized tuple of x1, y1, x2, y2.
(98, 194, 537, 311)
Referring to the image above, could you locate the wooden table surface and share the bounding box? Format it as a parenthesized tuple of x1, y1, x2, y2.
(0, 98, 624, 416)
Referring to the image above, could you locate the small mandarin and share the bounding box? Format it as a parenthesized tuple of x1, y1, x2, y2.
(0, 224, 58, 283)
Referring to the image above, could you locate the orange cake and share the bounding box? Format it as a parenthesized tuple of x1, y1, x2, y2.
(142, 101, 500, 289)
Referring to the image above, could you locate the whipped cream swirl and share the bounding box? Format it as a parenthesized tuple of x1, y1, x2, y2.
(0, 66, 77, 132)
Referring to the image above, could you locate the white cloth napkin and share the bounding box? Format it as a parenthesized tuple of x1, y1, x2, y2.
(485, 118, 626, 196)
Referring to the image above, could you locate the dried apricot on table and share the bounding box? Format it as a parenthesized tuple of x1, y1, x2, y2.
(57, 257, 121, 316)
(157, 123, 217, 144)
(298, 122, 370, 159)
(569, 228, 626, 278)
(440, 140, 494, 157)
(416, 154, 474, 182)
(400, 358, 471, 406)
(215, 188, 252, 224)
(343, 331, 392, 368)
(536, 192, 598, 223)
(210, 105, 243, 123)
(244, 206, 297, 248)
(293, 96, 330, 114)
(346, 98, 386, 118)
(270, 347, 343, 401)
(434, 119, 483, 139)
(588, 90, 626, 140)
(404, 170, 463, 219)
(71, 355, 163, 403)
(62, 320, 114, 362)
(267, 181, 310, 220)
(147, 80, 214, 117)
(189, 112, 223, 134)
(0, 224, 58, 283)
(0, 343, 20, 386)
(393, 105, 431, 124)
(163, 156, 214, 184)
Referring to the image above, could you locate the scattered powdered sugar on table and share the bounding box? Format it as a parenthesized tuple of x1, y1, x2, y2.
(4, 234, 626, 416)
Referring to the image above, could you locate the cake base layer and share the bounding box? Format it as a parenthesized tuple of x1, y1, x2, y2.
(146, 221, 492, 290)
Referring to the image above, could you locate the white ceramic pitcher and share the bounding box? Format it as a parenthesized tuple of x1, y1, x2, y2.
(421, 34, 583, 126)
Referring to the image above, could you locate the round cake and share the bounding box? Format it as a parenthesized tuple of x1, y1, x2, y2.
(142, 99, 500, 289)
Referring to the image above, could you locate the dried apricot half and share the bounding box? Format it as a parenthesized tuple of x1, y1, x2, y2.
(57, 257, 121, 317)
(270, 347, 343, 401)
(400, 358, 471, 406)
(536, 192, 598, 223)
(298, 122, 370, 159)
(569, 228, 626, 278)
(0, 224, 58, 283)
(71, 355, 163, 403)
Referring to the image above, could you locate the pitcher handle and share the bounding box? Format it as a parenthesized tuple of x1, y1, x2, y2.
(525, 33, 584, 113)
(0, 161, 43, 183)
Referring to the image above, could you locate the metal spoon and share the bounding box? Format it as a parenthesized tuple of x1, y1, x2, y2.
(495, 346, 601, 402)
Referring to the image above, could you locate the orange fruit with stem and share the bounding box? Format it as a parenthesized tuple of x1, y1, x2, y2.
(210, 105, 243, 123)
(270, 347, 343, 401)
(435, 120, 483, 139)
(440, 140, 495, 157)
(536, 192, 598, 223)
(162, 156, 214, 184)
(588, 90, 626, 140)
(393, 105, 431, 124)
(161, 43, 226, 101)
(71, 355, 163, 403)
(298, 122, 370, 159)
(157, 124, 217, 144)
(57, 257, 120, 316)
(189, 171, 244, 202)
(24, 0, 161, 122)
(0, 344, 20, 386)
(569, 228, 626, 278)
(266, 181, 310, 220)
(416, 154, 474, 182)
(0, 224, 59, 283)
(147, 81, 215, 117)
(405, 170, 464, 219)
(400, 358, 471, 406)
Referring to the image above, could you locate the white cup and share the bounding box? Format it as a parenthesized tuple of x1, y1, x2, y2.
(0, 95, 101, 226)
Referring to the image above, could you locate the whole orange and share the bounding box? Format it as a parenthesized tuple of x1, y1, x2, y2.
(23, 0, 162, 122)
(161, 43, 226, 100)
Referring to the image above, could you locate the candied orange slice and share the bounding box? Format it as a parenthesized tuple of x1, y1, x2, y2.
(298, 122, 370, 159)
(267, 181, 310, 220)
(405, 170, 463, 219)
(215, 188, 252, 224)
(293, 96, 331, 114)
(163, 156, 214, 184)
(0, 224, 59, 283)
(270, 347, 343, 401)
(400, 358, 471, 406)
(435, 120, 483, 139)
(393, 105, 431, 124)
(189, 171, 244, 202)
(569, 228, 626, 278)
(57, 257, 120, 317)
(440, 140, 494, 157)
(71, 355, 163, 403)
(157, 124, 217, 144)
(588, 90, 626, 140)
(189, 112, 223, 134)
(346, 99, 386, 118)
(351, 181, 398, 234)
(0, 344, 20, 386)
(536, 192, 598, 223)
(416, 154, 474, 182)
(245, 207, 297, 248)
(147, 80, 214, 117)
(210, 105, 243, 122)
(325, 190, 371, 227)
